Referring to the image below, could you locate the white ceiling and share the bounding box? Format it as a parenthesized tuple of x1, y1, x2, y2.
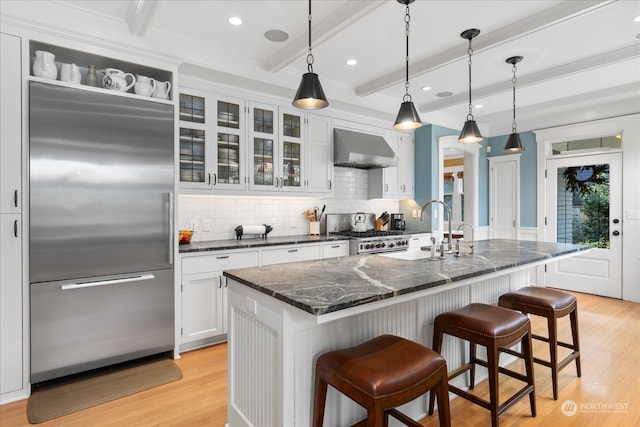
(2, 0, 639, 135)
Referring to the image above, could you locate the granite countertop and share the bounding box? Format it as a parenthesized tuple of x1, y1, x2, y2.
(223, 239, 589, 316)
(179, 234, 348, 253)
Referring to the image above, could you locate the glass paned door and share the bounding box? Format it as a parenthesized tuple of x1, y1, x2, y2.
(253, 138, 274, 185)
(546, 152, 622, 298)
(249, 103, 278, 191)
(282, 141, 301, 188)
(180, 94, 205, 123)
(179, 128, 206, 183)
(217, 133, 240, 184)
(214, 98, 244, 189)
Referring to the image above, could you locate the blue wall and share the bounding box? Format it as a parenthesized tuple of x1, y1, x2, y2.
(484, 131, 537, 227)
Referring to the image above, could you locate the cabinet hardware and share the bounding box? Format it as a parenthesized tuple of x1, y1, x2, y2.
(61, 274, 155, 290)
(213, 173, 217, 185)
(217, 255, 230, 260)
(328, 180, 332, 190)
(14, 189, 18, 207)
(14, 219, 18, 237)
(331, 245, 340, 248)
(218, 277, 222, 288)
(384, 183, 388, 192)
(287, 249, 298, 253)
(207, 173, 211, 185)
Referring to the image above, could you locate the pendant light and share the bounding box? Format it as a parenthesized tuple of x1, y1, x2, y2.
(503, 56, 525, 152)
(458, 28, 483, 143)
(393, 0, 422, 130)
(292, 0, 328, 109)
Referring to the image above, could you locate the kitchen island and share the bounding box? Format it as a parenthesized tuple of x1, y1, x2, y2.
(223, 239, 588, 427)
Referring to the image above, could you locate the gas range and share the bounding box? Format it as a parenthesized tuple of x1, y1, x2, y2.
(326, 213, 410, 255)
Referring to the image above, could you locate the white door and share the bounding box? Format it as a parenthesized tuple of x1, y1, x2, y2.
(546, 152, 622, 298)
(489, 155, 520, 239)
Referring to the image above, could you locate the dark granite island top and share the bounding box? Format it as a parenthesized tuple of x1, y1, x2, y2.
(223, 239, 589, 317)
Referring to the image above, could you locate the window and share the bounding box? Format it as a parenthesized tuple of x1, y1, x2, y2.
(552, 135, 621, 155)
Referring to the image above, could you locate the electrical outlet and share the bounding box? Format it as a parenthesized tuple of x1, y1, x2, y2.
(245, 297, 257, 315)
(190, 220, 197, 231)
(412, 210, 418, 218)
(203, 220, 211, 232)
(626, 210, 640, 220)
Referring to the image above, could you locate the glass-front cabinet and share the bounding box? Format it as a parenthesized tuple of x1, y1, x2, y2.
(179, 91, 245, 191)
(248, 103, 305, 193)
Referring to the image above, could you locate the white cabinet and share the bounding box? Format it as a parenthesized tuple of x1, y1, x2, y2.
(180, 250, 259, 347)
(368, 129, 414, 199)
(321, 241, 349, 258)
(179, 91, 246, 191)
(262, 244, 321, 266)
(306, 114, 333, 194)
(1, 32, 24, 398)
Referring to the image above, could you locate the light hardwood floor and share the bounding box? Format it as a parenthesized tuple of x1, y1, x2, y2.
(1, 291, 638, 426)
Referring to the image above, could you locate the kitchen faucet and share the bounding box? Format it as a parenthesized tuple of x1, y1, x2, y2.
(420, 199, 452, 252)
(456, 223, 475, 255)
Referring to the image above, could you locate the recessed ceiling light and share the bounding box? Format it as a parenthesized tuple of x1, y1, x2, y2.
(421, 86, 432, 91)
(346, 59, 357, 66)
(264, 29, 289, 42)
(634, 15, 640, 22)
(616, 134, 622, 139)
(228, 16, 242, 26)
(475, 104, 483, 109)
(436, 91, 454, 98)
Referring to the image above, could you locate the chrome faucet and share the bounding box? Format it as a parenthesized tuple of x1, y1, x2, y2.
(420, 199, 452, 252)
(456, 223, 475, 255)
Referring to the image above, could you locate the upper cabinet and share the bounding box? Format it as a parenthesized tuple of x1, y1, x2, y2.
(368, 129, 414, 199)
(179, 91, 246, 191)
(178, 88, 333, 196)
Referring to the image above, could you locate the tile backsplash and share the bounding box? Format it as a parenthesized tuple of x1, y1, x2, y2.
(178, 167, 401, 241)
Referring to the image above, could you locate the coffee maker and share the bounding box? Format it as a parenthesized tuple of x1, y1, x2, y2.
(390, 213, 405, 231)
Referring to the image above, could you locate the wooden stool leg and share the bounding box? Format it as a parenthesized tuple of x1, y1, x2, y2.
(469, 341, 477, 389)
(436, 367, 452, 427)
(429, 327, 444, 416)
(570, 307, 582, 377)
(312, 372, 328, 427)
(487, 343, 500, 427)
(368, 402, 384, 427)
(548, 314, 559, 400)
(522, 329, 537, 417)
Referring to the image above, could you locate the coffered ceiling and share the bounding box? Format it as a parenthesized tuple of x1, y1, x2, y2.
(2, 0, 639, 135)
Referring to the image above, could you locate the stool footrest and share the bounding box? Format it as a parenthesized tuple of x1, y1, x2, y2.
(532, 334, 578, 351)
(473, 358, 530, 384)
(387, 408, 423, 427)
(558, 351, 580, 371)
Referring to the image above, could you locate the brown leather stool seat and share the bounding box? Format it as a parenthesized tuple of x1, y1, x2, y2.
(312, 334, 451, 427)
(428, 303, 536, 427)
(498, 286, 581, 400)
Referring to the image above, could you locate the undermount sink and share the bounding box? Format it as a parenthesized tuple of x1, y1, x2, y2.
(379, 249, 431, 261)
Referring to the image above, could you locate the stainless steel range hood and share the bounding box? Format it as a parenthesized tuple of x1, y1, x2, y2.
(333, 128, 398, 169)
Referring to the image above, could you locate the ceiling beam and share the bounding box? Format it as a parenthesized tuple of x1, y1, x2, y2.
(355, 0, 614, 96)
(264, 0, 384, 73)
(125, 0, 158, 37)
(418, 44, 640, 112)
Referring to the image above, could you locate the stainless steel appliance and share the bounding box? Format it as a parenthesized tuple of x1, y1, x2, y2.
(29, 81, 175, 383)
(390, 213, 406, 231)
(326, 213, 409, 255)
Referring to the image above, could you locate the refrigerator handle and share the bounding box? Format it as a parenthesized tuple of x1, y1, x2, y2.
(168, 192, 174, 265)
(61, 274, 155, 290)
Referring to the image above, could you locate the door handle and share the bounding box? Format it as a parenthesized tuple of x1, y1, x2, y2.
(168, 192, 174, 265)
(612, 230, 620, 236)
(14, 220, 18, 237)
(61, 274, 155, 290)
(613, 219, 619, 224)
(14, 189, 18, 208)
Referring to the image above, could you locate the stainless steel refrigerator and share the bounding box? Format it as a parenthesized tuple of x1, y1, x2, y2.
(29, 81, 175, 383)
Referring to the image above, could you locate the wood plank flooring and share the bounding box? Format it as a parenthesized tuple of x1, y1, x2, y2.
(1, 291, 638, 426)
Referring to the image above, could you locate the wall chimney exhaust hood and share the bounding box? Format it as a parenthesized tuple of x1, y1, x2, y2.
(333, 128, 398, 169)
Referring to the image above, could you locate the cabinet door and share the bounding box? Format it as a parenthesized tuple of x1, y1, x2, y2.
(1, 214, 23, 394)
(0, 34, 22, 214)
(249, 102, 278, 191)
(321, 241, 349, 259)
(398, 132, 414, 198)
(306, 114, 333, 194)
(181, 271, 223, 343)
(179, 92, 212, 189)
(214, 96, 246, 190)
(279, 108, 304, 193)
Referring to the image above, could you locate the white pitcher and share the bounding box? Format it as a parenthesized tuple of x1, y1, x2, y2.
(152, 80, 171, 99)
(60, 63, 81, 84)
(102, 68, 136, 92)
(134, 75, 156, 96)
(33, 50, 57, 80)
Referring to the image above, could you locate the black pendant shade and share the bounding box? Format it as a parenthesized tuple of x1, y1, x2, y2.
(459, 119, 483, 144)
(504, 132, 524, 152)
(394, 100, 422, 130)
(292, 72, 328, 110)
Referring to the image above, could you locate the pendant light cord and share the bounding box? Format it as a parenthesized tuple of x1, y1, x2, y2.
(403, 3, 411, 102)
(511, 63, 518, 133)
(466, 39, 474, 120)
(306, 0, 314, 73)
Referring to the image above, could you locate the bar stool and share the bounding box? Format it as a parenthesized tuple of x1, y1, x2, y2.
(312, 334, 451, 427)
(429, 303, 536, 427)
(498, 286, 581, 400)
